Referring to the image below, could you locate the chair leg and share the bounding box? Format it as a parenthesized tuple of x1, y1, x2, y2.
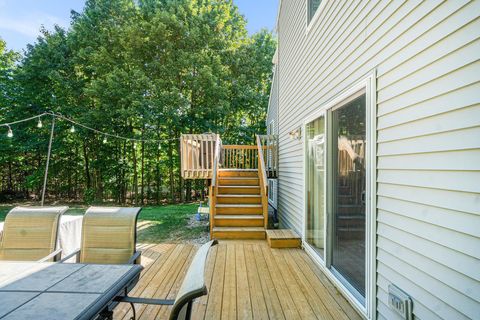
(129, 302, 136, 320)
(185, 301, 193, 320)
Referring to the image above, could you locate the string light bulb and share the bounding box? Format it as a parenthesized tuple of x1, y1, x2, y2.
(103, 136, 107, 144)
(7, 126, 13, 138)
(37, 118, 43, 128)
(70, 125, 75, 133)
(158, 143, 161, 150)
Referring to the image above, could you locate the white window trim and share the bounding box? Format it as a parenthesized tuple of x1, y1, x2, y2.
(305, 0, 326, 33)
(268, 179, 276, 207)
(301, 71, 377, 320)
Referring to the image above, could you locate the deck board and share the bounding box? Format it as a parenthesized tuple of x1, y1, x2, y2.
(113, 241, 362, 320)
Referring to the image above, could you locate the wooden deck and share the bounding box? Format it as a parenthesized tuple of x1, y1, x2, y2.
(114, 241, 362, 320)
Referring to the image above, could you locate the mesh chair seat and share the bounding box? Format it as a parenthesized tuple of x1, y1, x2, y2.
(79, 207, 141, 264)
(0, 206, 68, 261)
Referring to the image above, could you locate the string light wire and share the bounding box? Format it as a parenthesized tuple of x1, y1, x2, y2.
(0, 111, 178, 143)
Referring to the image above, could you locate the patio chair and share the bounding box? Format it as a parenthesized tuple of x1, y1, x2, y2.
(61, 206, 142, 264)
(114, 239, 218, 320)
(0, 206, 68, 262)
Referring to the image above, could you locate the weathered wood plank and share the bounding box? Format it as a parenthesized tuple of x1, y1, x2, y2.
(243, 244, 269, 320)
(260, 245, 300, 319)
(293, 249, 363, 320)
(141, 245, 194, 320)
(204, 244, 227, 319)
(222, 244, 237, 320)
(269, 248, 317, 319)
(129, 244, 187, 320)
(112, 242, 362, 320)
(191, 245, 218, 320)
(235, 244, 252, 320)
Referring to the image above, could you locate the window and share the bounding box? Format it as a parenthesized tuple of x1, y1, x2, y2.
(330, 92, 367, 302)
(268, 120, 274, 135)
(305, 114, 326, 258)
(303, 74, 376, 316)
(268, 179, 275, 203)
(307, 0, 321, 24)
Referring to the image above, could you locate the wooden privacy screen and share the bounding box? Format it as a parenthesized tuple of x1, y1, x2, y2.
(180, 134, 219, 179)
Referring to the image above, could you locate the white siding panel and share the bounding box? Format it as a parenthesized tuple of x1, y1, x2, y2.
(377, 183, 480, 215)
(378, 60, 480, 116)
(377, 271, 471, 320)
(378, 209, 479, 259)
(377, 82, 480, 130)
(377, 149, 480, 171)
(377, 104, 480, 142)
(378, 250, 479, 319)
(377, 223, 479, 281)
(275, 0, 480, 318)
(377, 126, 480, 156)
(377, 196, 480, 237)
(378, 237, 480, 302)
(377, 170, 480, 193)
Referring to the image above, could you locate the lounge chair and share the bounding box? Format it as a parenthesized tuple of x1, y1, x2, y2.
(115, 239, 218, 320)
(62, 206, 142, 264)
(0, 206, 68, 262)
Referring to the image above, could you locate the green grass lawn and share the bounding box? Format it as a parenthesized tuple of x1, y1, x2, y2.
(0, 203, 208, 244)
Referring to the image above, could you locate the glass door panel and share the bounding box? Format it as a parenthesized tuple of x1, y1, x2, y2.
(331, 94, 366, 300)
(305, 115, 325, 258)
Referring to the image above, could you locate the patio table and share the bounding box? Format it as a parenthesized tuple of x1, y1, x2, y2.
(0, 215, 83, 261)
(0, 261, 142, 320)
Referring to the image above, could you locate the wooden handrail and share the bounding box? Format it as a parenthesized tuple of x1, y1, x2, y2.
(209, 135, 222, 238)
(223, 145, 258, 149)
(256, 135, 269, 228)
(211, 136, 222, 187)
(256, 134, 278, 178)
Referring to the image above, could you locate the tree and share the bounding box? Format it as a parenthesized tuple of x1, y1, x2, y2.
(0, 0, 276, 205)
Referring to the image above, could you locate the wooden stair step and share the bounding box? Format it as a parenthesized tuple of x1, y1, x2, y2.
(216, 194, 262, 204)
(214, 214, 264, 227)
(212, 227, 266, 239)
(215, 204, 263, 214)
(219, 177, 259, 186)
(218, 186, 260, 195)
(219, 169, 258, 177)
(266, 229, 301, 248)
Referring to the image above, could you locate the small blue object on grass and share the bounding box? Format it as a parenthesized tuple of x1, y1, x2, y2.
(197, 201, 209, 221)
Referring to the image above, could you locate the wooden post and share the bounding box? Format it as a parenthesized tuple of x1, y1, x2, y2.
(41, 116, 55, 206)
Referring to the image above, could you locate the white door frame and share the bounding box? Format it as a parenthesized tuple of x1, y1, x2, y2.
(301, 71, 377, 319)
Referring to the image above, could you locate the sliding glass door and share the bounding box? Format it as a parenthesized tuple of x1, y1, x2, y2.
(331, 94, 367, 301)
(305, 115, 326, 258)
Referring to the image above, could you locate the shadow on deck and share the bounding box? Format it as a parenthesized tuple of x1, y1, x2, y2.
(114, 241, 362, 320)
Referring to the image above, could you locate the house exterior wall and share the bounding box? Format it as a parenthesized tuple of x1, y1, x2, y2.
(267, 61, 279, 208)
(268, 0, 480, 319)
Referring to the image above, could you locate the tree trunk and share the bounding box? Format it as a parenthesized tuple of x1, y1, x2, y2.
(140, 135, 145, 205)
(132, 141, 138, 205)
(168, 138, 175, 203)
(82, 142, 91, 189)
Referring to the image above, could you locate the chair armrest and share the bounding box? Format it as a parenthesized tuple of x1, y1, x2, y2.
(59, 248, 81, 263)
(114, 296, 175, 305)
(127, 251, 142, 265)
(37, 248, 62, 263)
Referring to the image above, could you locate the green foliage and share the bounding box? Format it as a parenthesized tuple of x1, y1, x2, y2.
(0, 0, 276, 204)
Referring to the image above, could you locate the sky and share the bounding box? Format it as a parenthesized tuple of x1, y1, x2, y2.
(0, 0, 278, 52)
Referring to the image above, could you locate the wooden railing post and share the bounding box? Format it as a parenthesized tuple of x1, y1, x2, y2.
(209, 134, 222, 238)
(256, 135, 269, 228)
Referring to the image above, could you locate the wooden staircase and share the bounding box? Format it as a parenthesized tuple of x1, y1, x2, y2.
(212, 169, 267, 239)
(180, 134, 276, 240)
